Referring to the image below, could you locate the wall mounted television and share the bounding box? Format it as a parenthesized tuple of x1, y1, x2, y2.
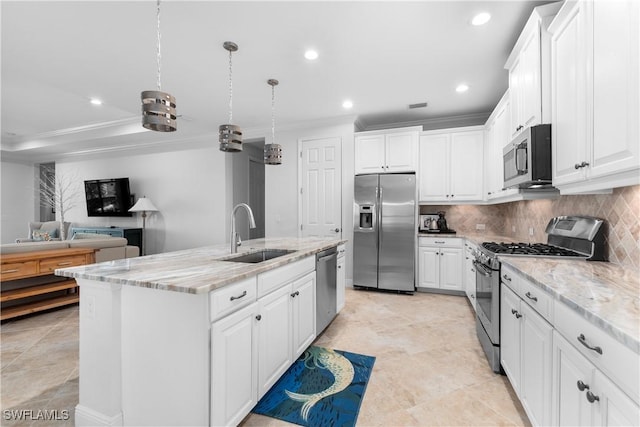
(84, 178, 133, 217)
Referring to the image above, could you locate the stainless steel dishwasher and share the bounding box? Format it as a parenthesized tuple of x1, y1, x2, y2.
(316, 247, 337, 335)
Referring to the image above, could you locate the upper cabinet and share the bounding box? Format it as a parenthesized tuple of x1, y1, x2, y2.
(550, 0, 640, 194)
(419, 126, 484, 203)
(505, 3, 562, 140)
(354, 127, 419, 175)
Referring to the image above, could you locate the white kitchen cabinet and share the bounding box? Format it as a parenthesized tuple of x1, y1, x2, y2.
(211, 302, 259, 427)
(291, 272, 316, 360)
(419, 127, 484, 203)
(463, 241, 477, 311)
(552, 331, 640, 427)
(336, 244, 346, 312)
(550, 0, 640, 194)
(417, 237, 462, 292)
(505, 3, 561, 139)
(354, 127, 419, 174)
(501, 268, 554, 427)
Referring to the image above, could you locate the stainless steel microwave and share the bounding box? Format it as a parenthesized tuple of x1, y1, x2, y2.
(503, 124, 552, 189)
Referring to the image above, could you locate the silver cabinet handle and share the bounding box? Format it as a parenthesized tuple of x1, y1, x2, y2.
(230, 290, 247, 301)
(511, 309, 522, 319)
(255, 314, 262, 321)
(290, 291, 300, 298)
(2, 269, 19, 274)
(331, 228, 341, 233)
(525, 292, 537, 302)
(57, 261, 73, 266)
(577, 380, 589, 391)
(435, 241, 445, 244)
(586, 391, 600, 403)
(577, 334, 603, 355)
(503, 274, 512, 282)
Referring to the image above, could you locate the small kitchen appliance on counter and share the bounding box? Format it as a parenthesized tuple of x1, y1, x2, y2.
(418, 212, 456, 234)
(473, 215, 605, 373)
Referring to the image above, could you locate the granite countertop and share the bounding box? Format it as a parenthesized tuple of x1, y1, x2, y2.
(501, 257, 640, 353)
(55, 237, 345, 295)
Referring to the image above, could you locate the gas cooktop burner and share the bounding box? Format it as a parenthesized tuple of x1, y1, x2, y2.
(481, 242, 586, 258)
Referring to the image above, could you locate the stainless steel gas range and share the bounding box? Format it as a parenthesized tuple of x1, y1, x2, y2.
(473, 216, 605, 373)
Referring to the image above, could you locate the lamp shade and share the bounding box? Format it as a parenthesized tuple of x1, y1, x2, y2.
(129, 197, 158, 213)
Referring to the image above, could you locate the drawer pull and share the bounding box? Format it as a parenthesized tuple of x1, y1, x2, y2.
(2, 269, 19, 274)
(57, 262, 73, 266)
(503, 274, 511, 282)
(511, 309, 522, 319)
(229, 290, 247, 301)
(577, 380, 589, 391)
(255, 314, 262, 321)
(435, 241, 445, 244)
(290, 291, 300, 298)
(525, 292, 538, 302)
(586, 391, 600, 403)
(577, 334, 603, 355)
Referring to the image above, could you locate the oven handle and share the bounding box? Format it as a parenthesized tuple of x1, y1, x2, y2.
(472, 260, 493, 277)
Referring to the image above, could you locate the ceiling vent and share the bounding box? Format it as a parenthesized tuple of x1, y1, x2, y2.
(409, 102, 428, 109)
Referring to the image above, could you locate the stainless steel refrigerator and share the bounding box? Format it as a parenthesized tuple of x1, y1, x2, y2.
(353, 173, 415, 292)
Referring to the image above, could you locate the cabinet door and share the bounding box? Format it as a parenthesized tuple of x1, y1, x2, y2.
(463, 244, 476, 310)
(257, 285, 292, 399)
(355, 135, 385, 174)
(552, 331, 596, 426)
(418, 134, 450, 202)
(449, 131, 484, 201)
(336, 255, 346, 312)
(291, 272, 316, 360)
(521, 27, 542, 129)
(211, 302, 258, 427)
(590, 0, 640, 179)
(520, 302, 553, 427)
(385, 132, 417, 172)
(439, 248, 462, 291)
(509, 57, 523, 138)
(551, 1, 588, 186)
(501, 285, 522, 394)
(418, 246, 439, 288)
(594, 369, 640, 427)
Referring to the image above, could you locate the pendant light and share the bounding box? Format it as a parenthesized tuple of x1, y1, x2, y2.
(219, 41, 243, 152)
(141, 0, 177, 132)
(264, 79, 282, 165)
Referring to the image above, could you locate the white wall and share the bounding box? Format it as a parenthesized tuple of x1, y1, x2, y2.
(1, 160, 38, 243)
(55, 145, 228, 254)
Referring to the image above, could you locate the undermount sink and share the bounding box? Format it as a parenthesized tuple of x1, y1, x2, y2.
(222, 249, 294, 264)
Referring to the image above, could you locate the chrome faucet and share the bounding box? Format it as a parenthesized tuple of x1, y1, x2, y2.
(230, 203, 256, 253)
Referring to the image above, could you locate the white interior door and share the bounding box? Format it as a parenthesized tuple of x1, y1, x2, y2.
(299, 136, 342, 238)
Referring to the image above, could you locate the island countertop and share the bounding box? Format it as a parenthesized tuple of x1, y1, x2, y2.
(55, 237, 345, 295)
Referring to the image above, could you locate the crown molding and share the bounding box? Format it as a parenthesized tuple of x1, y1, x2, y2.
(357, 111, 491, 132)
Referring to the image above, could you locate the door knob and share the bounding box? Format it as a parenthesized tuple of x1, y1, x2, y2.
(332, 228, 341, 233)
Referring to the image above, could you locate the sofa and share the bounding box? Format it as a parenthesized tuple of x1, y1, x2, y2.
(1, 234, 140, 263)
(15, 221, 72, 242)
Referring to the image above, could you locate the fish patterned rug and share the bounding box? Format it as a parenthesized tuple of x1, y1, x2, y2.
(252, 346, 376, 427)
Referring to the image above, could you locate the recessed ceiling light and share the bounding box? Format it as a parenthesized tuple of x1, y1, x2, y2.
(90, 98, 103, 105)
(471, 12, 491, 26)
(342, 99, 353, 109)
(304, 50, 319, 60)
(456, 84, 469, 93)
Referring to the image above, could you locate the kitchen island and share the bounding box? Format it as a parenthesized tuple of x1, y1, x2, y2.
(55, 237, 345, 427)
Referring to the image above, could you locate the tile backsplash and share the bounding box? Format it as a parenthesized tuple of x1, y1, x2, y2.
(421, 185, 640, 269)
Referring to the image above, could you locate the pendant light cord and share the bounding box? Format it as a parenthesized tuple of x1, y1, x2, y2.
(156, 0, 162, 91)
(271, 84, 276, 144)
(228, 49, 233, 123)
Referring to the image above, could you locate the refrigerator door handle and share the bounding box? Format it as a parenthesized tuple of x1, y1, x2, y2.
(378, 186, 383, 244)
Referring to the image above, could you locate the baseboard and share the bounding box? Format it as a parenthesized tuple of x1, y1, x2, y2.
(75, 405, 123, 427)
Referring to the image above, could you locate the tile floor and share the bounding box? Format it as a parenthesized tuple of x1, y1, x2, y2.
(1, 289, 530, 426)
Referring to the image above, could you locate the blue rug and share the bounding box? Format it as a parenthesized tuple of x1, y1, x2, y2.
(252, 346, 376, 427)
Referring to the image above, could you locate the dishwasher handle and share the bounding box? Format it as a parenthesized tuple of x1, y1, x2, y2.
(317, 252, 337, 263)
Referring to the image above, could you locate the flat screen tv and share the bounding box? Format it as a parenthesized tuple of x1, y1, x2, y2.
(84, 178, 133, 217)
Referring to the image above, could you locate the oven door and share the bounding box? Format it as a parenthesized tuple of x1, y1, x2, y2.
(474, 259, 500, 345)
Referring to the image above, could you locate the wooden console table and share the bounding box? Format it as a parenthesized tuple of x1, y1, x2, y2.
(1, 248, 95, 320)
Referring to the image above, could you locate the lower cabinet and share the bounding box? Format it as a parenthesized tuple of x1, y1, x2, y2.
(211, 263, 316, 426)
(502, 284, 554, 426)
(552, 331, 640, 426)
(463, 241, 477, 311)
(336, 244, 346, 312)
(418, 237, 463, 291)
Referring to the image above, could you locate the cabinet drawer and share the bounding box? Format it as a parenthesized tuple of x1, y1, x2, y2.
(1, 261, 38, 281)
(257, 256, 315, 298)
(40, 255, 88, 274)
(501, 264, 522, 295)
(209, 276, 257, 322)
(419, 237, 462, 248)
(554, 301, 639, 404)
(337, 244, 346, 259)
(518, 277, 553, 322)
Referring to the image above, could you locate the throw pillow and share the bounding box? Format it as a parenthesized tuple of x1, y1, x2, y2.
(32, 229, 53, 241)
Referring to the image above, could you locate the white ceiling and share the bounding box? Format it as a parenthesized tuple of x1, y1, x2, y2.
(1, 0, 552, 162)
